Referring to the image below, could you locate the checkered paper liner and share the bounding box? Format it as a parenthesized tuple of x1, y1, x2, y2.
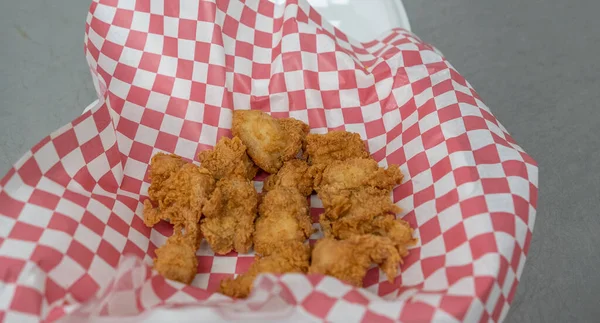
(0, 0, 538, 322)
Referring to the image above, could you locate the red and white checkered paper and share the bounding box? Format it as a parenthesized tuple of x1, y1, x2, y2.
(0, 0, 538, 322)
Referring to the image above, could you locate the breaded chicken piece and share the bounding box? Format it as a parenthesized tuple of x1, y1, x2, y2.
(308, 235, 401, 287)
(313, 158, 403, 193)
(219, 242, 310, 298)
(201, 177, 259, 254)
(143, 163, 215, 228)
(146, 153, 186, 202)
(153, 230, 199, 285)
(263, 159, 315, 196)
(253, 187, 313, 256)
(318, 186, 401, 222)
(232, 110, 309, 173)
(305, 131, 369, 165)
(198, 136, 258, 180)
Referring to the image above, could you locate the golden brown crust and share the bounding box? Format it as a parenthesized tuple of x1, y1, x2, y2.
(153, 231, 199, 285)
(201, 177, 259, 254)
(305, 131, 370, 165)
(198, 136, 258, 180)
(263, 159, 315, 196)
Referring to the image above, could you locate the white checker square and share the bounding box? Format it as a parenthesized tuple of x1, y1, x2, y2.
(179, 0, 199, 20)
(301, 51, 318, 71)
(367, 134, 387, 155)
(192, 61, 209, 83)
(438, 204, 463, 232)
(210, 257, 237, 273)
(0, 215, 16, 238)
(3, 312, 39, 323)
(253, 46, 272, 64)
(199, 124, 218, 146)
(195, 21, 214, 43)
(0, 239, 35, 259)
(360, 101, 382, 123)
(284, 70, 305, 91)
(87, 199, 111, 223)
(423, 269, 449, 292)
(467, 130, 495, 151)
(217, 107, 232, 129)
(368, 300, 404, 320)
(477, 164, 505, 179)
(463, 299, 485, 323)
(494, 232, 515, 263)
(375, 77, 393, 102)
(55, 198, 85, 221)
(157, 56, 178, 77)
(128, 227, 149, 252)
(87, 28, 105, 52)
(269, 93, 289, 112)
(108, 78, 130, 100)
(208, 45, 225, 66)
(448, 150, 476, 169)
(339, 89, 360, 107)
(318, 71, 340, 91)
(205, 85, 225, 106)
(192, 273, 210, 289)
(103, 226, 127, 252)
(237, 23, 255, 44)
(305, 89, 324, 109)
(134, 125, 160, 147)
(457, 181, 484, 201)
(458, 103, 483, 117)
(425, 142, 449, 169)
(95, 3, 117, 24)
(433, 172, 456, 197)
(334, 51, 355, 71)
(163, 17, 179, 38)
(116, 133, 133, 157)
(234, 56, 253, 76)
(20, 203, 53, 228)
(174, 138, 199, 159)
(121, 102, 145, 123)
(87, 155, 111, 181)
(124, 158, 147, 181)
(88, 256, 116, 288)
(316, 34, 336, 53)
(144, 33, 164, 54)
(233, 93, 251, 110)
(392, 83, 413, 108)
(177, 39, 195, 60)
(507, 176, 530, 201)
(107, 25, 129, 46)
(445, 241, 474, 266)
(254, 13, 273, 33)
(420, 235, 446, 258)
(419, 112, 441, 134)
(414, 87, 434, 108)
(316, 277, 353, 298)
(184, 102, 204, 122)
(39, 229, 72, 254)
(323, 109, 344, 128)
(131, 11, 150, 32)
(160, 114, 184, 136)
(485, 193, 515, 213)
(402, 136, 424, 160)
(463, 214, 494, 240)
(327, 300, 366, 322)
(34, 142, 60, 173)
(515, 216, 529, 248)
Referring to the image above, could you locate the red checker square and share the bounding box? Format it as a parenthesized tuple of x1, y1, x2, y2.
(436, 189, 458, 213)
(343, 289, 369, 305)
(130, 213, 152, 238)
(502, 160, 527, 177)
(150, 274, 178, 299)
(446, 133, 472, 154)
(108, 93, 125, 114)
(406, 151, 430, 177)
(80, 136, 104, 163)
(152, 74, 176, 95)
(29, 189, 60, 209)
(97, 240, 121, 268)
(47, 212, 78, 235)
(459, 195, 488, 218)
(530, 182, 538, 209)
(94, 193, 116, 210)
(0, 191, 23, 220)
(202, 105, 222, 127)
(469, 233, 497, 260)
(70, 274, 100, 302)
(474, 276, 495, 303)
(450, 68, 467, 86)
(126, 85, 151, 107)
(443, 223, 467, 251)
(90, 16, 110, 38)
(182, 285, 211, 301)
(135, 0, 150, 11)
(365, 119, 386, 138)
(101, 40, 123, 62)
(445, 264, 473, 286)
(492, 295, 506, 322)
(301, 291, 337, 319)
(0, 167, 15, 187)
(464, 115, 488, 131)
(440, 295, 472, 321)
(456, 91, 477, 105)
(81, 211, 106, 236)
(402, 51, 424, 67)
(128, 141, 153, 164)
(140, 109, 164, 129)
(513, 195, 530, 224)
(113, 9, 134, 28)
(190, 81, 207, 103)
(321, 90, 341, 108)
(240, 6, 257, 28)
(180, 120, 203, 142)
(67, 240, 95, 269)
(0, 257, 25, 282)
(473, 144, 501, 165)
(431, 157, 452, 182)
(207, 65, 226, 86)
(233, 74, 252, 95)
(288, 91, 307, 110)
(155, 132, 179, 153)
(491, 212, 516, 236)
(303, 70, 320, 90)
(252, 62, 270, 79)
(410, 76, 432, 96)
(225, 54, 234, 70)
(222, 15, 239, 38)
(341, 107, 364, 124)
(9, 222, 43, 242)
(123, 240, 145, 259)
(338, 70, 357, 89)
(386, 123, 403, 144)
(438, 103, 461, 123)
(481, 178, 510, 194)
(10, 286, 43, 315)
(194, 42, 211, 63)
(378, 275, 402, 297)
(197, 0, 216, 21)
(107, 214, 130, 237)
(507, 280, 519, 304)
(166, 97, 189, 118)
(139, 52, 161, 72)
(163, 0, 179, 17)
(422, 126, 445, 150)
(269, 73, 287, 93)
(99, 0, 118, 5)
(88, 42, 101, 61)
(282, 52, 303, 71)
(421, 255, 445, 279)
(235, 257, 255, 274)
(362, 311, 394, 323)
(93, 108, 112, 132)
(317, 52, 337, 71)
(307, 109, 327, 128)
(254, 30, 272, 48)
(419, 216, 442, 245)
(197, 256, 214, 274)
(299, 33, 316, 52)
(207, 273, 232, 293)
(399, 99, 418, 122)
(17, 158, 42, 187)
(432, 79, 453, 96)
(100, 172, 118, 193)
(497, 257, 510, 287)
(162, 37, 178, 57)
(121, 176, 143, 194)
(235, 41, 254, 60)
(401, 123, 420, 146)
(31, 245, 63, 273)
(308, 7, 322, 25)
(63, 190, 89, 208)
(176, 59, 193, 79)
(178, 19, 197, 40)
(400, 301, 436, 322)
(511, 243, 523, 273)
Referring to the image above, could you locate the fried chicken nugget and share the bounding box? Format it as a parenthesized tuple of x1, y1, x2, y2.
(219, 241, 311, 298)
(153, 229, 199, 285)
(253, 187, 313, 256)
(263, 159, 315, 196)
(232, 110, 309, 173)
(146, 153, 186, 202)
(201, 177, 259, 254)
(198, 136, 258, 180)
(143, 163, 216, 228)
(314, 158, 403, 193)
(308, 235, 401, 287)
(305, 131, 370, 165)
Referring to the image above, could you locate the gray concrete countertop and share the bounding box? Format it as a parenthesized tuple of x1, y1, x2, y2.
(0, 0, 597, 322)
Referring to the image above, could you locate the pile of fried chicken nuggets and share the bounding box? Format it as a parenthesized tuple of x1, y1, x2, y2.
(142, 110, 416, 298)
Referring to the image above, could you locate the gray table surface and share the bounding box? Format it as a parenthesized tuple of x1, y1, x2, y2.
(1, 0, 598, 322)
